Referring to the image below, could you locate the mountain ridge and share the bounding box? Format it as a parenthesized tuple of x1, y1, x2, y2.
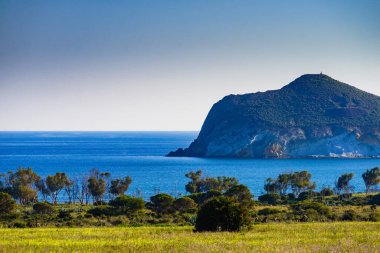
(168, 74, 380, 158)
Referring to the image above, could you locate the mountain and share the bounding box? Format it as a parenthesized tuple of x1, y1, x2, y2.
(168, 74, 380, 158)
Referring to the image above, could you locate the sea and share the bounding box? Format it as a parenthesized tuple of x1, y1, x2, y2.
(0, 131, 379, 201)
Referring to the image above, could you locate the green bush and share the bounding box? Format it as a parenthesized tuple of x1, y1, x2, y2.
(189, 190, 222, 205)
(12, 221, 26, 228)
(195, 196, 251, 232)
(109, 195, 145, 214)
(369, 193, 380, 205)
(297, 191, 320, 201)
(224, 184, 254, 207)
(0, 192, 17, 217)
(258, 208, 282, 216)
(173, 197, 197, 213)
(291, 201, 332, 221)
(58, 210, 72, 220)
(87, 206, 113, 217)
(33, 202, 55, 215)
(341, 210, 358, 221)
(320, 187, 334, 197)
(148, 193, 175, 215)
(258, 193, 281, 205)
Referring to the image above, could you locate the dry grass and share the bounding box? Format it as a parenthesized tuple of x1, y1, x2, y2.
(0, 222, 379, 252)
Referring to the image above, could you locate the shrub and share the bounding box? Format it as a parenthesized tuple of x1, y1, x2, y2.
(339, 193, 352, 200)
(341, 210, 358, 221)
(0, 192, 17, 217)
(148, 193, 175, 215)
(195, 196, 251, 232)
(109, 195, 145, 214)
(87, 206, 113, 217)
(320, 187, 334, 197)
(291, 201, 332, 221)
(58, 210, 72, 220)
(369, 193, 380, 205)
(224, 184, 254, 207)
(33, 202, 55, 215)
(258, 193, 281, 205)
(12, 221, 26, 228)
(189, 190, 222, 205)
(297, 191, 320, 201)
(173, 197, 197, 213)
(258, 208, 282, 216)
(368, 212, 380, 222)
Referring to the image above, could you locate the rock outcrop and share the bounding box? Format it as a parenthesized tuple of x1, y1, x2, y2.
(168, 74, 380, 158)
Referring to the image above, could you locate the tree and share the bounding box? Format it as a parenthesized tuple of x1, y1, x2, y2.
(88, 176, 107, 203)
(195, 196, 251, 232)
(277, 173, 291, 195)
(46, 173, 69, 204)
(335, 173, 354, 194)
(185, 170, 238, 194)
(290, 171, 316, 197)
(185, 170, 203, 193)
(224, 184, 254, 207)
(35, 179, 49, 202)
(148, 193, 174, 215)
(0, 192, 17, 217)
(264, 178, 278, 194)
(8, 168, 40, 204)
(64, 178, 75, 204)
(362, 167, 380, 194)
(110, 176, 132, 196)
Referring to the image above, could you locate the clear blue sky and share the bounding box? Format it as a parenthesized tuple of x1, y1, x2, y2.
(1, 0, 379, 130)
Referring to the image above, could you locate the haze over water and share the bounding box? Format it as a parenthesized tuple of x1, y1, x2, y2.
(1, 131, 379, 200)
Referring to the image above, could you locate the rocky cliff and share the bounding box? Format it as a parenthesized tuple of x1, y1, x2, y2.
(168, 74, 380, 158)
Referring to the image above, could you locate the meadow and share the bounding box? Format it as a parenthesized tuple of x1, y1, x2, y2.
(0, 222, 379, 253)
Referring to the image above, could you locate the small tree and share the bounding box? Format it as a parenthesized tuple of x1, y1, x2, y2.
(362, 167, 380, 194)
(88, 176, 107, 203)
(264, 178, 278, 194)
(46, 173, 69, 204)
(8, 168, 40, 204)
(290, 171, 316, 197)
(35, 179, 49, 202)
(195, 196, 251, 232)
(185, 170, 203, 193)
(335, 173, 354, 194)
(277, 173, 291, 195)
(110, 176, 132, 196)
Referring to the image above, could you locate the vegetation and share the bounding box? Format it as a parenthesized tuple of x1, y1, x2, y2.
(362, 167, 380, 193)
(195, 196, 251, 232)
(0, 167, 379, 229)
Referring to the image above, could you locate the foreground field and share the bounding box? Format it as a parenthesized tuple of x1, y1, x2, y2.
(0, 222, 379, 253)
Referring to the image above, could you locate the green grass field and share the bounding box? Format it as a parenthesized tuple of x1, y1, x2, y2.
(0, 222, 379, 252)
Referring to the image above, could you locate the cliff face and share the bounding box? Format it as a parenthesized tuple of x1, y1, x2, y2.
(168, 74, 380, 158)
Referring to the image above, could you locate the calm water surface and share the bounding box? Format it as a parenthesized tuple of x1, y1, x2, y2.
(0, 131, 379, 200)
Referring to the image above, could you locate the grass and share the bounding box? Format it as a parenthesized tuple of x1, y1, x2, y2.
(0, 222, 379, 252)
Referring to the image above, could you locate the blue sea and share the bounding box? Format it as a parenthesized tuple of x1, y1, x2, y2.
(0, 131, 379, 200)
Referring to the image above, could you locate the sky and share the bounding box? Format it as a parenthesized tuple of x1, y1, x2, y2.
(0, 0, 380, 131)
